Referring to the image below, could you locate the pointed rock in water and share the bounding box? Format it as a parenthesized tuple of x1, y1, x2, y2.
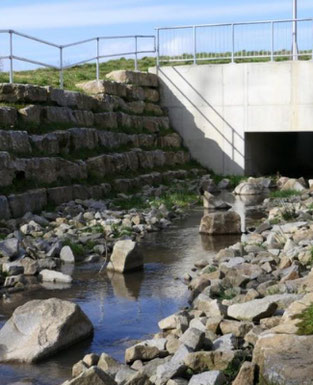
(199, 211, 241, 235)
(0, 298, 93, 363)
(106, 240, 143, 273)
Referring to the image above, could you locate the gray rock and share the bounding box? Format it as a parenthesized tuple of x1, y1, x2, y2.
(106, 240, 143, 273)
(39, 269, 72, 283)
(0, 298, 93, 363)
(227, 297, 278, 322)
(0, 238, 19, 259)
(60, 246, 75, 263)
(199, 211, 241, 235)
(178, 327, 205, 351)
(189, 371, 226, 385)
(63, 366, 116, 385)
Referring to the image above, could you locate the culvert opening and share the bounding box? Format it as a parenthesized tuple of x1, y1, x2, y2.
(245, 132, 313, 178)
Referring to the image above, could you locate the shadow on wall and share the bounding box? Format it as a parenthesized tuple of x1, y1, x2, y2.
(157, 66, 244, 176)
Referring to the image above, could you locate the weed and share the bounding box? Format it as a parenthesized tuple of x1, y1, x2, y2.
(292, 303, 313, 335)
(63, 239, 86, 257)
(270, 189, 301, 198)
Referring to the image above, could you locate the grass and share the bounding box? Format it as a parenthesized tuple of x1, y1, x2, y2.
(1, 50, 312, 91)
(210, 172, 246, 189)
(0, 57, 156, 91)
(269, 189, 302, 198)
(292, 303, 313, 335)
(63, 239, 86, 257)
(113, 187, 201, 211)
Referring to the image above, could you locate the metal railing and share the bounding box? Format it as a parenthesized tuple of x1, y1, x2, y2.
(156, 18, 313, 66)
(0, 30, 156, 88)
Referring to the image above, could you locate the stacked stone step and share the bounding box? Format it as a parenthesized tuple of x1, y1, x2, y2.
(0, 70, 203, 218)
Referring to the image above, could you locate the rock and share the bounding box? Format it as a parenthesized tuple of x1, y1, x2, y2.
(39, 269, 72, 283)
(98, 352, 121, 377)
(234, 182, 263, 195)
(188, 371, 226, 385)
(106, 240, 143, 273)
(0, 238, 19, 259)
(219, 320, 253, 338)
(60, 246, 75, 263)
(232, 362, 256, 385)
(178, 327, 204, 351)
(20, 257, 39, 275)
(184, 351, 237, 371)
(63, 366, 116, 385)
(2, 262, 23, 276)
(106, 70, 158, 88)
(253, 333, 313, 385)
(193, 295, 227, 317)
(212, 334, 237, 351)
(281, 178, 306, 192)
(199, 211, 241, 235)
(227, 298, 278, 322)
(167, 380, 188, 385)
(72, 360, 88, 378)
(0, 298, 93, 363)
(83, 353, 99, 367)
(125, 340, 165, 364)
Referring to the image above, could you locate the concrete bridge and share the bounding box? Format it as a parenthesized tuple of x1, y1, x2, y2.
(152, 61, 313, 177)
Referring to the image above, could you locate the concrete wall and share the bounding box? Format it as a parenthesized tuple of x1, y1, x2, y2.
(151, 61, 313, 175)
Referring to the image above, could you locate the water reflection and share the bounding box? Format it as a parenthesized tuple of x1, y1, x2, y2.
(107, 270, 144, 301)
(0, 197, 262, 385)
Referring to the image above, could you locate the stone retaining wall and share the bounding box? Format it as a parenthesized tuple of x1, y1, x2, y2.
(0, 70, 203, 218)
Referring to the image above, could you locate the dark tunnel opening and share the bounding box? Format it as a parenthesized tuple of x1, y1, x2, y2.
(245, 132, 313, 178)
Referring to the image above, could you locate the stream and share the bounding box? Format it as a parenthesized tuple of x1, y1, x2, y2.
(0, 192, 266, 385)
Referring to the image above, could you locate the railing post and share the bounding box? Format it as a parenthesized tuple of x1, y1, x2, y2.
(312, 20, 313, 60)
(193, 26, 197, 65)
(96, 38, 100, 82)
(231, 24, 235, 63)
(156, 29, 160, 73)
(59, 47, 64, 89)
(271, 21, 274, 61)
(134, 36, 138, 71)
(9, 31, 13, 84)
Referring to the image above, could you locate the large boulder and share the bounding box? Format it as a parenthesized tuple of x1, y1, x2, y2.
(0, 298, 93, 363)
(253, 333, 313, 385)
(227, 297, 278, 322)
(106, 240, 143, 273)
(199, 211, 241, 235)
(234, 182, 263, 195)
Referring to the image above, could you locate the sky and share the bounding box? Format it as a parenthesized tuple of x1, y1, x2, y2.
(0, 0, 313, 70)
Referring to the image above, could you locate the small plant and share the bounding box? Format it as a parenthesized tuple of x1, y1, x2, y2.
(270, 189, 301, 198)
(63, 239, 86, 257)
(292, 303, 313, 335)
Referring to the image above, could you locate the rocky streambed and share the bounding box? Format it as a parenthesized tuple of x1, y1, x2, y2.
(2, 174, 313, 385)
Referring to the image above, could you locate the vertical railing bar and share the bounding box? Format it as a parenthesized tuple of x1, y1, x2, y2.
(312, 20, 313, 60)
(156, 29, 160, 74)
(96, 37, 100, 81)
(231, 24, 235, 63)
(271, 21, 274, 61)
(134, 36, 138, 71)
(193, 26, 197, 65)
(9, 31, 13, 84)
(59, 47, 63, 89)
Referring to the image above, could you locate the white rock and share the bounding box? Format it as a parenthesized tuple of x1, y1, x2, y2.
(39, 269, 72, 283)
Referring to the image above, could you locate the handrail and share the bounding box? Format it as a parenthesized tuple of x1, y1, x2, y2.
(156, 17, 313, 66)
(0, 30, 156, 89)
(156, 17, 313, 30)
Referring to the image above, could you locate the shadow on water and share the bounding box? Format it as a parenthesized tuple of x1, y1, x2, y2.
(0, 193, 266, 385)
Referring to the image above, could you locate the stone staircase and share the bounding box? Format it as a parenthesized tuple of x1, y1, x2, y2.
(0, 70, 204, 218)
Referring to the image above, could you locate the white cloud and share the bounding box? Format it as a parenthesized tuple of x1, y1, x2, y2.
(0, 0, 312, 31)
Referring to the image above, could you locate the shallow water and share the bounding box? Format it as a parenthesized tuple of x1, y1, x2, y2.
(0, 193, 264, 385)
